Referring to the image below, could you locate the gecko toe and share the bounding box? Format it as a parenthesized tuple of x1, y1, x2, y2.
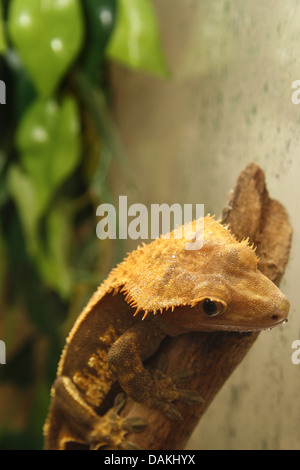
(178, 389, 204, 405)
(171, 368, 195, 384)
(123, 416, 147, 433)
(157, 353, 169, 373)
(120, 441, 141, 450)
(163, 404, 183, 421)
(113, 392, 127, 414)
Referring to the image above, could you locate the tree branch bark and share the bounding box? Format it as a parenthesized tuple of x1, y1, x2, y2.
(120, 162, 292, 450)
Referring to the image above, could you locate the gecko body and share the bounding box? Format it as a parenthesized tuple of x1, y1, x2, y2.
(44, 216, 289, 449)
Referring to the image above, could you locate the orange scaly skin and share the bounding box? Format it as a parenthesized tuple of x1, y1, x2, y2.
(44, 216, 289, 450)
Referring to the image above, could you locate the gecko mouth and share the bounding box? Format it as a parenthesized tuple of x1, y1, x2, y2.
(202, 318, 288, 332)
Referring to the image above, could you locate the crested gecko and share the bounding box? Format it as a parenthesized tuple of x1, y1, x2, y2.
(44, 216, 289, 450)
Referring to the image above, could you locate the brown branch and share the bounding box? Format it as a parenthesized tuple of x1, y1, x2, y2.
(120, 162, 292, 450)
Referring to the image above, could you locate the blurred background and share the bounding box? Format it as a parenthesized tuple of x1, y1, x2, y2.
(0, 0, 299, 450)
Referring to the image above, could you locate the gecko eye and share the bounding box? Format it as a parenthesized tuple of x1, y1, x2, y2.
(202, 299, 224, 316)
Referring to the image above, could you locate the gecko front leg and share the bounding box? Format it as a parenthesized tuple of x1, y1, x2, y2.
(107, 320, 201, 420)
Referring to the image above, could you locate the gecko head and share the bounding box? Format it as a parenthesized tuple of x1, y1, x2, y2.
(153, 238, 290, 335)
(188, 269, 289, 333)
(191, 240, 290, 332)
(122, 216, 289, 335)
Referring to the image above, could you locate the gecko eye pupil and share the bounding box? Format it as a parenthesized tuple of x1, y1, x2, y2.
(203, 299, 219, 316)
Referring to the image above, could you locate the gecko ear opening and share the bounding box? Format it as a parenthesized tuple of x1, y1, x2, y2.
(202, 298, 226, 317)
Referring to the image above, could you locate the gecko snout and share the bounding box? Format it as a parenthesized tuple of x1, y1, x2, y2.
(269, 295, 290, 325)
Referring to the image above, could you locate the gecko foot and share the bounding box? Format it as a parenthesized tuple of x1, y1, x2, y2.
(88, 393, 147, 450)
(149, 360, 204, 421)
(171, 368, 204, 405)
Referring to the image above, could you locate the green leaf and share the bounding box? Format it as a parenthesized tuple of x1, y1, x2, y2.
(0, 151, 9, 208)
(7, 0, 84, 97)
(0, 2, 7, 53)
(37, 206, 73, 299)
(107, 0, 168, 77)
(8, 168, 73, 297)
(81, 0, 118, 83)
(7, 165, 40, 254)
(4, 50, 37, 120)
(0, 225, 7, 306)
(16, 95, 81, 215)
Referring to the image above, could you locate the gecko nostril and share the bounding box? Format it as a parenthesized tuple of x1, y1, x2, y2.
(271, 314, 280, 321)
